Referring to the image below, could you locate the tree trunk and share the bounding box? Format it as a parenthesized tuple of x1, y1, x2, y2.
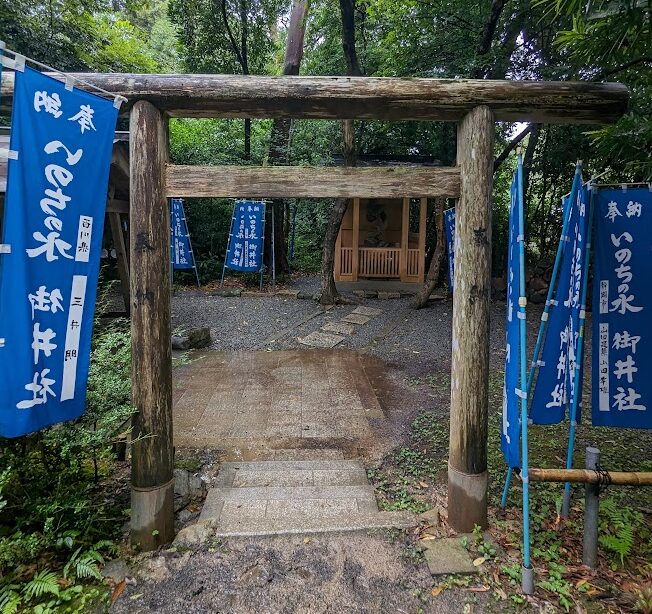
(339, 0, 363, 76)
(413, 197, 445, 309)
(319, 0, 363, 304)
(265, 0, 309, 275)
(471, 0, 508, 78)
(320, 119, 356, 304)
(320, 197, 349, 304)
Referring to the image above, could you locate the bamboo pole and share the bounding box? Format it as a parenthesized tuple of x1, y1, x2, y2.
(129, 100, 174, 550)
(529, 468, 652, 486)
(448, 106, 494, 531)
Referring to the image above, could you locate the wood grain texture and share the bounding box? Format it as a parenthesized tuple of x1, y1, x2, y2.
(129, 100, 174, 549)
(108, 212, 130, 315)
(166, 165, 461, 199)
(418, 197, 427, 283)
(0, 73, 628, 123)
(448, 106, 494, 531)
(351, 198, 360, 282)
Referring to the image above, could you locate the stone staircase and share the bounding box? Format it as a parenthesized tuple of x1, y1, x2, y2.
(197, 459, 416, 537)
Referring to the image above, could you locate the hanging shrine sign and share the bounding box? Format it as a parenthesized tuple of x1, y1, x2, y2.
(0, 67, 118, 438)
(592, 187, 652, 429)
(225, 200, 265, 272)
(443, 207, 456, 290)
(500, 170, 522, 468)
(170, 198, 196, 270)
(529, 183, 589, 425)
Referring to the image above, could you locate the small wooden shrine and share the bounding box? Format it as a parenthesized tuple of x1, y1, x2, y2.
(334, 197, 426, 283)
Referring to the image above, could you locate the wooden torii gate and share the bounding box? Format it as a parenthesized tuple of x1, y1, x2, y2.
(2, 74, 629, 549)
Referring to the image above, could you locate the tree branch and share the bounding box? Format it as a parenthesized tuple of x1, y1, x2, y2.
(493, 124, 534, 173)
(219, 0, 246, 72)
(471, 0, 508, 78)
(594, 56, 652, 79)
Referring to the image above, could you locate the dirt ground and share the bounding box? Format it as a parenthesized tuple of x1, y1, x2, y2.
(109, 284, 652, 613)
(112, 533, 493, 614)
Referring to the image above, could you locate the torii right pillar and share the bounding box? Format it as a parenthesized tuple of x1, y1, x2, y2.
(448, 106, 494, 531)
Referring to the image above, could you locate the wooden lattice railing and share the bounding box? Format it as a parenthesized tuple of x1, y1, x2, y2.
(359, 247, 401, 278)
(340, 247, 353, 276)
(407, 249, 420, 278)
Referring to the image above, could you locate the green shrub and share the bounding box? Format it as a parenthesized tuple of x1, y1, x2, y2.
(0, 306, 134, 611)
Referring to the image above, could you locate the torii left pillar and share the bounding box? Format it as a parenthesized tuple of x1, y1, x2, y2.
(448, 105, 494, 532)
(129, 100, 174, 549)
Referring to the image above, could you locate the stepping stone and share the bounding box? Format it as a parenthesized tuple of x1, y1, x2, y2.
(421, 537, 479, 576)
(377, 291, 401, 300)
(341, 313, 371, 325)
(197, 460, 417, 537)
(352, 306, 383, 317)
(276, 289, 300, 298)
(297, 331, 345, 348)
(322, 321, 355, 335)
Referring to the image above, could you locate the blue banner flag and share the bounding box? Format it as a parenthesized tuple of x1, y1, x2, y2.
(0, 67, 118, 438)
(501, 172, 522, 468)
(225, 200, 265, 272)
(170, 198, 196, 271)
(443, 208, 455, 290)
(592, 187, 652, 429)
(529, 181, 590, 425)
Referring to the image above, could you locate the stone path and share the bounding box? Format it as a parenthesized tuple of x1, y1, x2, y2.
(194, 459, 416, 537)
(298, 305, 384, 348)
(175, 305, 419, 540)
(174, 349, 383, 450)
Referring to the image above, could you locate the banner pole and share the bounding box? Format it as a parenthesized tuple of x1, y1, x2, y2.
(259, 201, 267, 291)
(561, 182, 596, 518)
(515, 152, 534, 594)
(500, 467, 513, 508)
(501, 163, 583, 507)
(221, 202, 237, 288)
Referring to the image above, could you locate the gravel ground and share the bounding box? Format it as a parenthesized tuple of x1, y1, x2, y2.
(171, 291, 322, 351)
(172, 282, 545, 377)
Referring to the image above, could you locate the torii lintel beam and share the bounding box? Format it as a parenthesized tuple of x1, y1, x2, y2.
(0, 73, 628, 124)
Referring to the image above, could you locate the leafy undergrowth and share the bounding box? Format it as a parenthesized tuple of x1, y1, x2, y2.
(369, 370, 652, 613)
(0, 307, 134, 613)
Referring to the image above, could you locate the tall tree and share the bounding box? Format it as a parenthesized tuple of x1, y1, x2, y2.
(265, 0, 310, 275)
(0, 0, 159, 72)
(319, 0, 363, 304)
(169, 0, 284, 159)
(538, 0, 652, 179)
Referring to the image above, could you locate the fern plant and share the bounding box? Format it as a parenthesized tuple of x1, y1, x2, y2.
(0, 585, 22, 614)
(22, 570, 60, 601)
(63, 546, 104, 581)
(599, 497, 642, 567)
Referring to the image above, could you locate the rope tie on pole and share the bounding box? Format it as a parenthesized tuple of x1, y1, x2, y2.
(594, 464, 612, 493)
